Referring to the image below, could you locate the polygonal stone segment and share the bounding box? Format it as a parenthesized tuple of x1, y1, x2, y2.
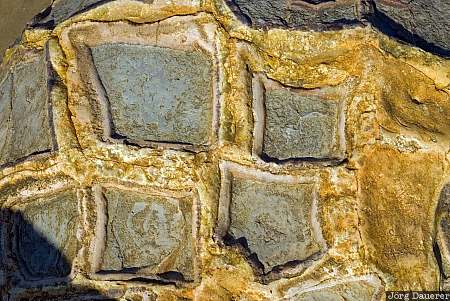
(228, 175, 322, 272)
(0, 73, 13, 164)
(91, 43, 214, 146)
(13, 190, 79, 280)
(99, 188, 194, 281)
(372, 0, 450, 55)
(263, 89, 340, 160)
(230, 0, 358, 29)
(0, 52, 53, 166)
(33, 0, 113, 26)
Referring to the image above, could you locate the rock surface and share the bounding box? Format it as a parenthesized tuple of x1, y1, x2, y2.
(0, 0, 449, 299)
(227, 175, 322, 272)
(370, 0, 450, 57)
(91, 43, 214, 146)
(263, 89, 340, 160)
(100, 188, 194, 281)
(226, 0, 450, 56)
(0, 52, 53, 166)
(287, 278, 381, 301)
(13, 190, 79, 279)
(32, 0, 112, 27)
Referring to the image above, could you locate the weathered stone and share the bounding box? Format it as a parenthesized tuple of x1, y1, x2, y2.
(0, 73, 12, 162)
(227, 0, 359, 30)
(226, 0, 450, 56)
(13, 190, 79, 279)
(100, 188, 194, 281)
(263, 89, 340, 160)
(227, 175, 322, 272)
(371, 0, 450, 57)
(0, 53, 53, 166)
(359, 146, 442, 290)
(91, 44, 214, 146)
(287, 278, 381, 301)
(32, 0, 112, 27)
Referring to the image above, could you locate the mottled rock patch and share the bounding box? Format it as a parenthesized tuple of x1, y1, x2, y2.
(96, 187, 194, 282)
(252, 77, 344, 162)
(91, 43, 214, 146)
(217, 163, 325, 278)
(11, 190, 79, 280)
(226, 0, 450, 56)
(0, 51, 53, 166)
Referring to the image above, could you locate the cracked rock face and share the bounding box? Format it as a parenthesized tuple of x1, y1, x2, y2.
(0, 0, 449, 299)
(91, 43, 214, 146)
(263, 89, 340, 160)
(371, 0, 450, 56)
(98, 188, 194, 281)
(225, 0, 450, 56)
(218, 165, 325, 275)
(0, 51, 53, 166)
(12, 190, 79, 280)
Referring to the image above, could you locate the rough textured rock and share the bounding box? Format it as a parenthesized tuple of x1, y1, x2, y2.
(263, 89, 341, 160)
(91, 43, 214, 146)
(370, 0, 450, 57)
(226, 0, 450, 56)
(12, 190, 79, 280)
(226, 174, 322, 273)
(359, 146, 443, 290)
(99, 188, 194, 281)
(0, 0, 449, 299)
(32, 0, 113, 27)
(229, 0, 359, 30)
(0, 52, 53, 166)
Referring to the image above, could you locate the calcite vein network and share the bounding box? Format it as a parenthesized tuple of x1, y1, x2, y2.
(0, 0, 449, 300)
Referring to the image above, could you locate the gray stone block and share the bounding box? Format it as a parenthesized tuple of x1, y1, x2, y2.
(372, 0, 450, 56)
(0, 52, 53, 166)
(228, 176, 322, 272)
(33, 0, 111, 26)
(91, 44, 214, 146)
(13, 190, 79, 279)
(263, 89, 340, 160)
(229, 0, 359, 30)
(100, 188, 194, 281)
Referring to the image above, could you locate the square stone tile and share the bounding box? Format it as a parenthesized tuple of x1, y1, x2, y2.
(96, 187, 194, 281)
(91, 44, 214, 146)
(217, 163, 325, 275)
(0, 52, 53, 166)
(11, 190, 79, 280)
(253, 78, 344, 161)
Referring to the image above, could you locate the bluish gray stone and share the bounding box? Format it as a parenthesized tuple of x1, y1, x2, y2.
(100, 188, 194, 281)
(14, 190, 79, 279)
(0, 52, 53, 166)
(263, 89, 340, 160)
(371, 0, 450, 57)
(227, 0, 359, 30)
(228, 176, 322, 272)
(33, 0, 111, 26)
(91, 44, 214, 146)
